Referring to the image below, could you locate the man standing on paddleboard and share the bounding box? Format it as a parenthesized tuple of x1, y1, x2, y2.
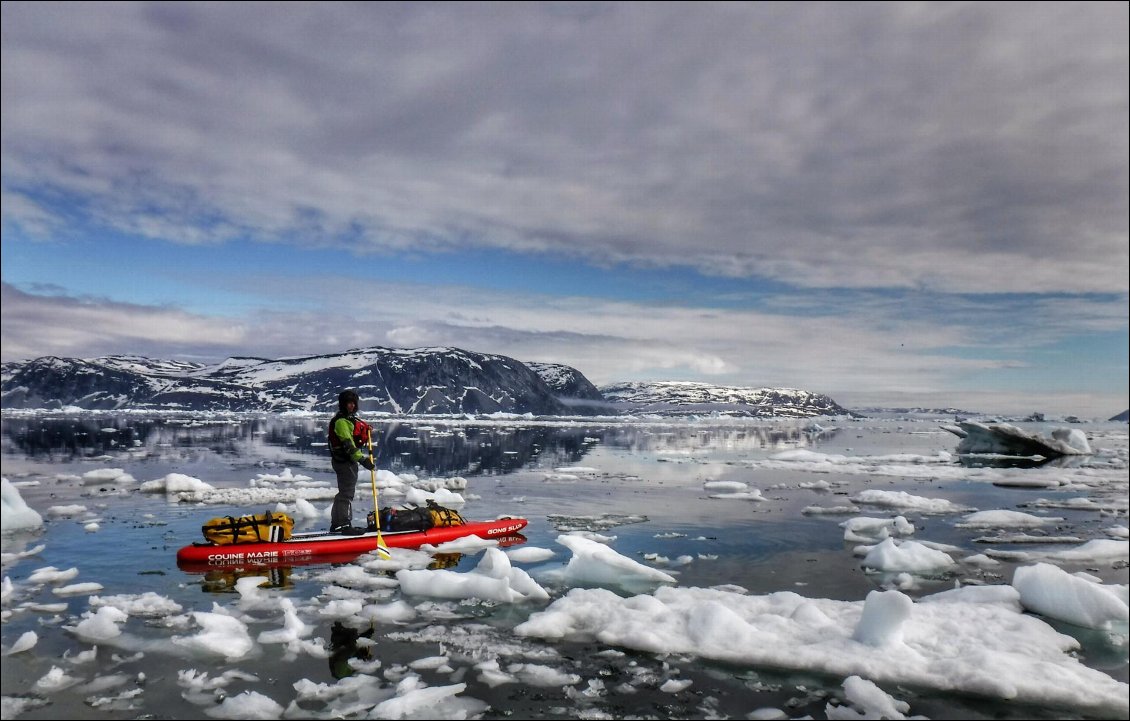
(327, 389, 374, 535)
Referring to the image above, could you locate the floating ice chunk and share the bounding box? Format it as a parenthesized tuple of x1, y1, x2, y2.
(506, 662, 581, 687)
(257, 598, 310, 644)
(840, 516, 915, 543)
(799, 479, 834, 491)
(506, 546, 555, 563)
(139, 473, 216, 494)
(1050, 428, 1091, 454)
(957, 510, 1062, 528)
(293, 498, 322, 518)
(861, 538, 955, 574)
(178, 669, 260, 706)
(4, 630, 38, 655)
(547, 534, 677, 590)
(475, 659, 516, 687)
(172, 612, 255, 661)
(397, 547, 549, 603)
(409, 655, 452, 673)
(660, 677, 693, 693)
(961, 553, 1002, 568)
(852, 490, 969, 514)
(370, 677, 486, 719)
(81, 468, 137, 485)
(709, 489, 765, 501)
(826, 675, 913, 720)
(1033, 539, 1130, 563)
(361, 600, 417, 624)
(28, 566, 80, 584)
(202, 690, 283, 719)
(53, 581, 104, 596)
(233, 576, 271, 606)
(0, 696, 49, 716)
(34, 665, 81, 692)
(372, 469, 405, 489)
(90, 592, 183, 617)
(68, 606, 129, 643)
(1013, 563, 1129, 632)
(474, 547, 550, 600)
(1, 478, 44, 532)
(250, 467, 312, 485)
(422, 534, 500, 554)
(403, 487, 465, 507)
(67, 647, 98, 664)
(318, 599, 364, 618)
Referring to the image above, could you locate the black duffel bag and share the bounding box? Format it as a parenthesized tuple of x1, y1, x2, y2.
(369, 506, 435, 533)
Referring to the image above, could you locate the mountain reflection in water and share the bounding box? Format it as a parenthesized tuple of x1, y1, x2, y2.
(1, 415, 837, 478)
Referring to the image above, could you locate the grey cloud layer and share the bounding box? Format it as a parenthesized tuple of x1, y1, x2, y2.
(3, 2, 1127, 292)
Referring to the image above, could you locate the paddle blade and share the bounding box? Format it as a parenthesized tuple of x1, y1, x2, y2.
(375, 532, 391, 560)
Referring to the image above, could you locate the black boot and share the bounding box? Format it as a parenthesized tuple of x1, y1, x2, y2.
(330, 498, 353, 533)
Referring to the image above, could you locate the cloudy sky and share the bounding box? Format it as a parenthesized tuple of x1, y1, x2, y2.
(2, 2, 1127, 417)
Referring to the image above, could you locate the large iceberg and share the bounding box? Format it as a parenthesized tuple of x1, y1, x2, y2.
(941, 421, 1091, 458)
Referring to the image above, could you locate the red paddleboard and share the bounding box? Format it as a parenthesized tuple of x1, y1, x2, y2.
(176, 517, 528, 571)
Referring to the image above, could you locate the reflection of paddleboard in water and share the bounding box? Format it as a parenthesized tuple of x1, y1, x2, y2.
(175, 517, 529, 571)
(201, 565, 293, 593)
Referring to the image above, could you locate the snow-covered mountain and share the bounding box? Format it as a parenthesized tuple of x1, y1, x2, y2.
(0, 348, 592, 415)
(600, 381, 850, 418)
(523, 362, 603, 400)
(523, 361, 616, 414)
(1, 350, 854, 418)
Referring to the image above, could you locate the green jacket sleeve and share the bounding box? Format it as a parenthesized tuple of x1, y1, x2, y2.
(333, 417, 365, 462)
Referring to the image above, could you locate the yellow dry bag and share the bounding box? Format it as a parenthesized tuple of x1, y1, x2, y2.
(202, 510, 294, 545)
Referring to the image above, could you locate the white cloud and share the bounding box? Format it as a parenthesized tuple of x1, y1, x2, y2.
(0, 284, 247, 361)
(2, 3, 1126, 293)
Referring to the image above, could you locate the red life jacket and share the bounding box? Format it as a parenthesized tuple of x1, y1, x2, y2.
(328, 414, 371, 459)
(353, 418, 371, 445)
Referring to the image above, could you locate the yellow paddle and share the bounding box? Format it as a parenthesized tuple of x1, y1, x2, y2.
(368, 431, 391, 560)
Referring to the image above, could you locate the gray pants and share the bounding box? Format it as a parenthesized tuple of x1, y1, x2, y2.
(330, 458, 359, 530)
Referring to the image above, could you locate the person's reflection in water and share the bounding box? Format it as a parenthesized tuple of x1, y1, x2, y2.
(328, 621, 375, 679)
